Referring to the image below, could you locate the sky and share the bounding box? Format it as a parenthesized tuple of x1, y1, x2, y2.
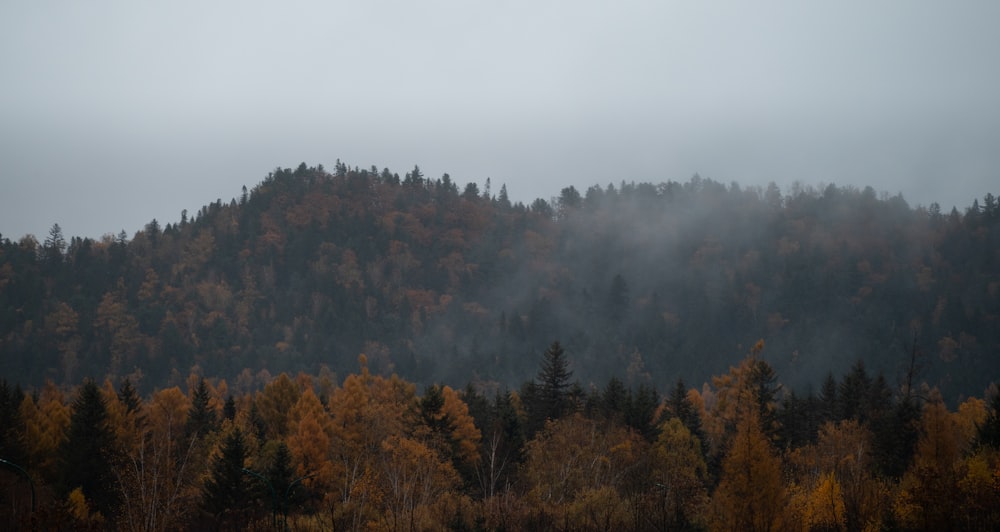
(2, 1, 999, 241)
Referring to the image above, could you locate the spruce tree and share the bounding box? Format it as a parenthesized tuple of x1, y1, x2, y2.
(186, 378, 217, 440)
(976, 390, 1000, 449)
(537, 341, 573, 421)
(202, 428, 250, 526)
(0, 380, 25, 464)
(117, 377, 141, 414)
(667, 378, 708, 457)
(60, 380, 117, 519)
(222, 395, 237, 421)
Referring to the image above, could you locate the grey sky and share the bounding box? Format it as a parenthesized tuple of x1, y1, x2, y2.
(2, 1, 998, 240)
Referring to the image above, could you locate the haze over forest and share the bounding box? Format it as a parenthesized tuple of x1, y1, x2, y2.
(1, 162, 997, 402)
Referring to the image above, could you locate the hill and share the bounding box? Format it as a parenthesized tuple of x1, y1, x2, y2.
(1, 162, 997, 400)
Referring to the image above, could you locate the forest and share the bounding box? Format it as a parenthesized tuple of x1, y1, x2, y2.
(0, 162, 999, 528)
(1, 342, 999, 530)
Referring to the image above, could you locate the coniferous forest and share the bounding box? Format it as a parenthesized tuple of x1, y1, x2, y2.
(1, 162, 999, 529)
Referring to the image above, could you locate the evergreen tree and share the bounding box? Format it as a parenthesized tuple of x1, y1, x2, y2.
(819, 373, 839, 423)
(0, 380, 25, 463)
(202, 428, 250, 527)
(667, 378, 708, 457)
(749, 358, 782, 441)
(838, 360, 872, 423)
(186, 378, 217, 440)
(60, 380, 118, 519)
(624, 383, 660, 441)
(872, 398, 920, 479)
(976, 389, 1000, 449)
(223, 394, 237, 421)
(117, 377, 141, 415)
(533, 341, 573, 428)
(266, 441, 302, 519)
(600, 377, 628, 422)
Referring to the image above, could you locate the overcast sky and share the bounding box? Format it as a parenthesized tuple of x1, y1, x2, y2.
(2, 1, 998, 240)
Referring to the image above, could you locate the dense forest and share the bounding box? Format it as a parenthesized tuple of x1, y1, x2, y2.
(1, 344, 999, 529)
(2, 162, 1000, 529)
(1, 162, 998, 399)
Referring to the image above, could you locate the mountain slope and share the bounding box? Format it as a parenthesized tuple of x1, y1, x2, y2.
(1, 163, 997, 400)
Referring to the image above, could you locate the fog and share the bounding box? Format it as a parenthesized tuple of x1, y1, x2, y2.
(2, 1, 998, 240)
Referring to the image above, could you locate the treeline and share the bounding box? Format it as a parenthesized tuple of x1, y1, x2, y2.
(1, 162, 998, 401)
(1, 342, 999, 530)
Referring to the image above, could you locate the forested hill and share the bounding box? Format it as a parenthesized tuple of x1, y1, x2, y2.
(2, 162, 998, 401)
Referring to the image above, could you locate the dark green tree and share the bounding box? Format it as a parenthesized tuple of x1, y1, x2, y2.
(838, 360, 872, 423)
(267, 441, 296, 504)
(819, 373, 838, 423)
(536, 341, 573, 420)
(117, 377, 141, 415)
(600, 377, 628, 422)
(186, 378, 217, 440)
(976, 389, 1000, 449)
(749, 358, 782, 440)
(666, 378, 707, 456)
(624, 383, 660, 441)
(0, 380, 25, 463)
(202, 428, 250, 528)
(223, 395, 237, 421)
(60, 380, 118, 519)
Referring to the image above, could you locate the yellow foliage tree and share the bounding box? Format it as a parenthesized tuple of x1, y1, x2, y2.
(647, 417, 709, 530)
(803, 472, 846, 531)
(115, 386, 199, 532)
(327, 355, 417, 529)
(895, 391, 963, 530)
(521, 413, 645, 528)
(19, 381, 69, 481)
(711, 405, 785, 532)
(286, 387, 337, 492)
(377, 434, 461, 531)
(255, 373, 301, 440)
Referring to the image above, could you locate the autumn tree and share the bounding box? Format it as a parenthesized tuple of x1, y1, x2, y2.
(472, 389, 524, 502)
(255, 373, 301, 440)
(327, 355, 416, 529)
(521, 413, 645, 529)
(285, 386, 335, 501)
(377, 434, 462, 531)
(711, 404, 786, 532)
(116, 386, 199, 532)
(19, 382, 70, 486)
(895, 392, 964, 530)
(646, 417, 709, 530)
(708, 345, 786, 532)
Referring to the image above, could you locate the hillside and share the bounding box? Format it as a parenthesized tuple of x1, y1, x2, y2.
(1, 162, 998, 400)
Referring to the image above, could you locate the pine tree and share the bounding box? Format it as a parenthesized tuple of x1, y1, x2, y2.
(667, 378, 706, 452)
(624, 383, 660, 441)
(116, 377, 141, 415)
(202, 428, 250, 526)
(976, 389, 1000, 449)
(60, 380, 118, 520)
(529, 341, 574, 435)
(267, 441, 297, 511)
(185, 378, 217, 440)
(0, 380, 25, 463)
(222, 394, 237, 421)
